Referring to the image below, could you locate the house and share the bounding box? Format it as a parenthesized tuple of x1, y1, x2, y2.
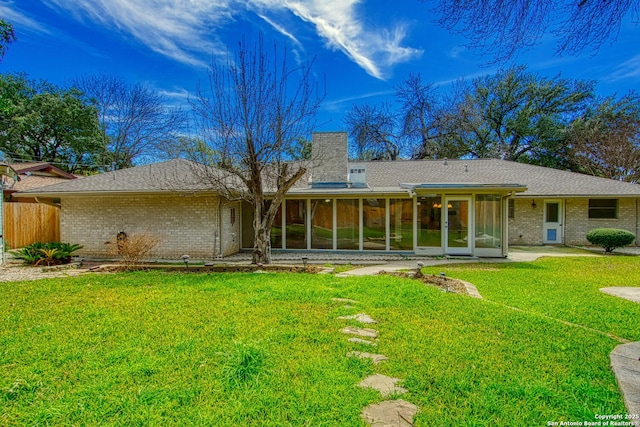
(3, 162, 77, 202)
(15, 132, 640, 259)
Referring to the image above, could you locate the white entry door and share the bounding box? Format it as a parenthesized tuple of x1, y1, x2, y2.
(543, 200, 563, 244)
(445, 197, 472, 255)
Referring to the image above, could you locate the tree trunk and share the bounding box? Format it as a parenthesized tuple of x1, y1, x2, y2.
(252, 201, 272, 264)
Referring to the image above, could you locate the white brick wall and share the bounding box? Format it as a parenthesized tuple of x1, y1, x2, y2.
(509, 197, 639, 246)
(61, 194, 222, 259)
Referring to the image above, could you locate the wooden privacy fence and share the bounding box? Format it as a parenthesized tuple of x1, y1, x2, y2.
(3, 202, 60, 249)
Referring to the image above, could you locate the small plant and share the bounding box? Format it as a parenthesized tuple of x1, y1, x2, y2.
(586, 228, 636, 253)
(106, 232, 160, 266)
(219, 342, 267, 388)
(11, 242, 82, 266)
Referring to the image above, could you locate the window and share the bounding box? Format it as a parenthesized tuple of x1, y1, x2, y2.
(588, 199, 618, 219)
(508, 199, 515, 219)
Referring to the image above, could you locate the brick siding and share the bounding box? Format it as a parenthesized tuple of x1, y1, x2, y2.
(509, 197, 639, 246)
(61, 194, 222, 259)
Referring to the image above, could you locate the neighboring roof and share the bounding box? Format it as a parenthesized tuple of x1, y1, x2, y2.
(9, 162, 76, 179)
(15, 159, 224, 196)
(15, 157, 640, 198)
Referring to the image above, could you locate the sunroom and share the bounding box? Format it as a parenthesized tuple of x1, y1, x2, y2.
(240, 183, 525, 258)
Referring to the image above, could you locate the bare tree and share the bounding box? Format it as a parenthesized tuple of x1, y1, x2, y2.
(395, 73, 464, 159)
(343, 103, 403, 160)
(190, 36, 323, 264)
(429, 0, 640, 61)
(567, 92, 640, 182)
(74, 73, 185, 168)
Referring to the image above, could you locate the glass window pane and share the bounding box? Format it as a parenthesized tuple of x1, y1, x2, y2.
(475, 194, 502, 249)
(285, 200, 307, 249)
(270, 201, 283, 249)
(311, 199, 333, 249)
(447, 200, 469, 248)
(546, 202, 559, 223)
(363, 198, 386, 250)
(337, 199, 360, 250)
(390, 199, 413, 250)
(417, 196, 442, 247)
(588, 199, 617, 219)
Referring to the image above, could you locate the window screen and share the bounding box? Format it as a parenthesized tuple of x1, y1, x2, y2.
(588, 199, 618, 219)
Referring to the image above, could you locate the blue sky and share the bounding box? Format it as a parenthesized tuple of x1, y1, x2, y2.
(1, 0, 639, 131)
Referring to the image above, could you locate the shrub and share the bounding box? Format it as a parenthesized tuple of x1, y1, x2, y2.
(586, 228, 636, 253)
(11, 242, 83, 266)
(106, 232, 160, 266)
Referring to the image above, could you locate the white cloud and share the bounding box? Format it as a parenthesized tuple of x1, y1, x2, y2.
(36, 0, 421, 79)
(605, 54, 640, 82)
(0, 1, 51, 34)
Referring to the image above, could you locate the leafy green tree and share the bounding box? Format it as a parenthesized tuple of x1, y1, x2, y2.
(0, 73, 105, 172)
(567, 92, 640, 182)
(0, 19, 16, 62)
(446, 66, 594, 166)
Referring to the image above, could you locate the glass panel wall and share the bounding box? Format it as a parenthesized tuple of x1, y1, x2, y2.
(417, 195, 442, 247)
(362, 198, 386, 250)
(475, 194, 501, 248)
(389, 199, 414, 250)
(311, 199, 334, 249)
(270, 201, 283, 249)
(285, 199, 307, 249)
(337, 199, 360, 249)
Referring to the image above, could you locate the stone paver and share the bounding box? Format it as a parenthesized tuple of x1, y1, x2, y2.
(347, 351, 388, 364)
(358, 374, 407, 397)
(601, 287, 640, 304)
(610, 342, 640, 420)
(332, 297, 359, 304)
(348, 337, 377, 346)
(341, 326, 378, 338)
(361, 399, 418, 427)
(337, 313, 378, 324)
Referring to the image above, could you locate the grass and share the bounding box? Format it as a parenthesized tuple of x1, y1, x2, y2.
(1, 257, 639, 426)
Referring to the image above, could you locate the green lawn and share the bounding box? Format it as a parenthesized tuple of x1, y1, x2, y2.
(1, 257, 639, 426)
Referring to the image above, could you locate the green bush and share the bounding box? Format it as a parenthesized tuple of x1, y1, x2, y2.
(11, 242, 83, 266)
(586, 228, 635, 253)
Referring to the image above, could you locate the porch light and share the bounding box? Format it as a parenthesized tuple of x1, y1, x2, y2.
(531, 200, 537, 208)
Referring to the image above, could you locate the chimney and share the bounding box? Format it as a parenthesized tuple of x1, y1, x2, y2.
(311, 132, 348, 188)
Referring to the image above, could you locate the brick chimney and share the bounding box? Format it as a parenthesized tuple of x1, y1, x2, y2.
(311, 132, 348, 188)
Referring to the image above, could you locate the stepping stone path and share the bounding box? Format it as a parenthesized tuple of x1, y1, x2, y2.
(347, 351, 388, 364)
(348, 337, 377, 346)
(334, 297, 419, 426)
(358, 374, 407, 397)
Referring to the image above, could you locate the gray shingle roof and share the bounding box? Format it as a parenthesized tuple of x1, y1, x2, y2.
(345, 159, 640, 197)
(16, 157, 640, 198)
(16, 159, 218, 195)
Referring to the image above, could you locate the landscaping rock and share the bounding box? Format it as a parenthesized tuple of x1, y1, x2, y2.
(358, 374, 407, 397)
(348, 337, 377, 346)
(341, 327, 378, 338)
(337, 313, 378, 324)
(347, 351, 388, 364)
(332, 297, 359, 304)
(361, 399, 418, 427)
